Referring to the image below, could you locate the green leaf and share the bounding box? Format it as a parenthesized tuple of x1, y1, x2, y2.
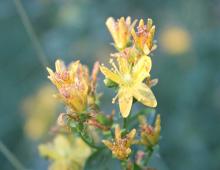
(69, 120, 78, 128)
(79, 114, 90, 122)
(84, 149, 121, 170)
(96, 114, 113, 126)
(133, 163, 142, 170)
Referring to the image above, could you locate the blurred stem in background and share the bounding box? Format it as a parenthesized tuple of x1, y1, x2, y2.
(13, 0, 49, 68)
(0, 141, 27, 170)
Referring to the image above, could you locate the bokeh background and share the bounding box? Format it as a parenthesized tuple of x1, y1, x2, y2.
(1, 0, 220, 169)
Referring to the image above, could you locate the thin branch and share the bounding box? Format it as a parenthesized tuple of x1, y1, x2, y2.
(13, 0, 49, 68)
(0, 141, 27, 170)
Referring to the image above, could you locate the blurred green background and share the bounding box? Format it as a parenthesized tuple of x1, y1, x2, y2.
(0, 0, 220, 169)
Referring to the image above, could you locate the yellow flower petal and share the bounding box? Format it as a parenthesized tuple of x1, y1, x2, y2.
(68, 60, 79, 80)
(117, 57, 130, 75)
(46, 67, 55, 82)
(131, 28, 138, 43)
(143, 44, 151, 56)
(139, 19, 144, 27)
(132, 55, 151, 81)
(118, 88, 133, 118)
(125, 148, 131, 155)
(102, 140, 113, 149)
(38, 144, 60, 160)
(106, 17, 117, 41)
(155, 114, 161, 136)
(126, 129, 136, 145)
(100, 66, 122, 84)
(146, 18, 153, 30)
(55, 59, 66, 72)
(133, 83, 157, 107)
(115, 125, 121, 142)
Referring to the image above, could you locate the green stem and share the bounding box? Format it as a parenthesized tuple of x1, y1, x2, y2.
(0, 141, 27, 170)
(120, 159, 128, 170)
(123, 118, 127, 129)
(78, 132, 104, 150)
(13, 0, 49, 68)
(145, 147, 154, 166)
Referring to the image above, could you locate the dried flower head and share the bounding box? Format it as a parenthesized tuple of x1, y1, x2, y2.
(47, 60, 99, 113)
(131, 18, 157, 55)
(140, 114, 161, 146)
(102, 125, 136, 160)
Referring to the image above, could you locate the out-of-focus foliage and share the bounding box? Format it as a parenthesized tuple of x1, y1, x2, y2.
(22, 84, 59, 140)
(159, 26, 191, 55)
(0, 0, 220, 170)
(39, 134, 91, 170)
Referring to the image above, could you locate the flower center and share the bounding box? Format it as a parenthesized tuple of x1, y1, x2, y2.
(123, 74, 132, 83)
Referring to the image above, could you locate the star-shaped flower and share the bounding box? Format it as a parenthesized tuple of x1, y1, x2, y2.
(100, 56, 157, 117)
(102, 125, 136, 160)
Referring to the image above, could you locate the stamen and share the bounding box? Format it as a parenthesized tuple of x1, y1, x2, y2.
(109, 59, 120, 75)
(112, 93, 119, 104)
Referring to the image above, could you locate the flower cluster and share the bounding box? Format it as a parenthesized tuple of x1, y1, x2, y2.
(40, 16, 162, 170)
(46, 60, 113, 132)
(101, 17, 157, 118)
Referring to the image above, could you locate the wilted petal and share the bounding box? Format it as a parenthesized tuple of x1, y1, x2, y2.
(149, 78, 159, 87)
(55, 59, 66, 72)
(68, 60, 79, 79)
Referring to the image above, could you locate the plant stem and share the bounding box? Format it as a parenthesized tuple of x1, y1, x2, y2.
(123, 118, 127, 129)
(0, 141, 27, 170)
(120, 159, 128, 170)
(78, 132, 103, 150)
(145, 147, 154, 166)
(13, 0, 49, 68)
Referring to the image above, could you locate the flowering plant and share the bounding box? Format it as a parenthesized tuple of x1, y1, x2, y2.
(39, 16, 161, 170)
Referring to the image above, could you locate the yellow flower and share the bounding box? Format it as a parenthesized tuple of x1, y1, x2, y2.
(39, 134, 91, 170)
(140, 114, 161, 146)
(47, 59, 79, 88)
(131, 18, 157, 55)
(47, 60, 98, 113)
(22, 84, 59, 140)
(100, 56, 157, 118)
(102, 125, 136, 160)
(106, 16, 137, 50)
(160, 26, 191, 55)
